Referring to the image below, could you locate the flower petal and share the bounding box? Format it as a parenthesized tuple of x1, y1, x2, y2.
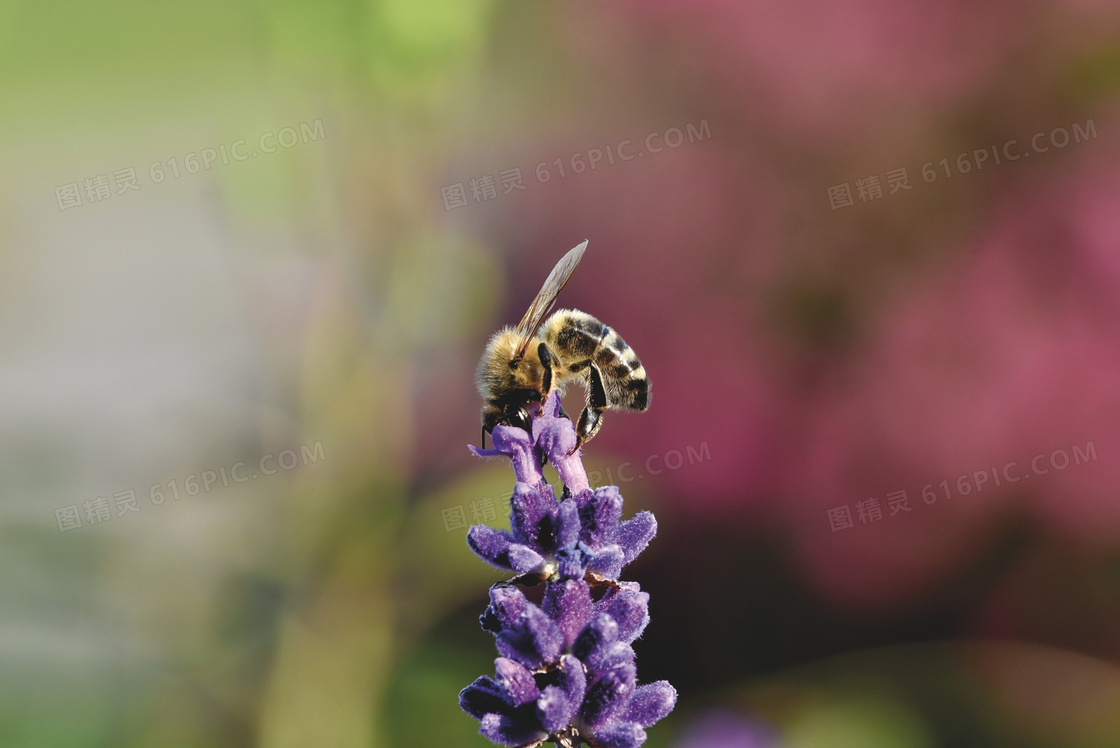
(508, 545, 548, 574)
(509, 481, 558, 548)
(494, 657, 540, 706)
(535, 685, 570, 734)
(496, 604, 563, 668)
(467, 445, 507, 459)
(616, 511, 657, 566)
(487, 586, 528, 628)
(470, 424, 545, 486)
(555, 498, 581, 551)
(466, 527, 546, 575)
(595, 721, 648, 748)
(581, 487, 623, 546)
(620, 681, 677, 727)
(573, 612, 619, 669)
(597, 642, 636, 672)
(466, 526, 517, 571)
(534, 393, 590, 494)
(459, 676, 509, 719)
(581, 662, 636, 728)
(558, 653, 586, 713)
(542, 578, 592, 650)
(586, 544, 625, 579)
(479, 708, 547, 747)
(598, 585, 650, 643)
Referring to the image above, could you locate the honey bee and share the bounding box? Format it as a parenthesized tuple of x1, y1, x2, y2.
(477, 240, 650, 452)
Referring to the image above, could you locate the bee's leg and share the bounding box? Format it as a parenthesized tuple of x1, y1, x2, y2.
(570, 364, 608, 454)
(538, 342, 556, 398)
(537, 341, 571, 427)
(481, 404, 504, 449)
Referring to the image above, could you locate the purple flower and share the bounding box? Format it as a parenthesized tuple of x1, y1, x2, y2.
(461, 392, 675, 747)
(673, 711, 779, 748)
(465, 394, 657, 581)
(460, 654, 586, 746)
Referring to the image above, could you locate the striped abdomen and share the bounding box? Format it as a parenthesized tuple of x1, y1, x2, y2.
(541, 309, 650, 411)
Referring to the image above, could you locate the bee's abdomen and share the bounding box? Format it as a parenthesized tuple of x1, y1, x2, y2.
(548, 310, 604, 359)
(544, 310, 649, 411)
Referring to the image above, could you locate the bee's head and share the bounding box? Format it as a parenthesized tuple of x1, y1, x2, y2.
(480, 397, 537, 448)
(477, 329, 546, 429)
(506, 344, 544, 390)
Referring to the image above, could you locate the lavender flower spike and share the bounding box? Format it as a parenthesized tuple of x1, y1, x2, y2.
(461, 392, 675, 747)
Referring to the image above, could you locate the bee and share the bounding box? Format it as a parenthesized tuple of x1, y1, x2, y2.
(477, 240, 650, 452)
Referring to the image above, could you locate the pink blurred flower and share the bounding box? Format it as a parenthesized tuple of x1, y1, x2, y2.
(784, 135, 1120, 604)
(597, 0, 1028, 141)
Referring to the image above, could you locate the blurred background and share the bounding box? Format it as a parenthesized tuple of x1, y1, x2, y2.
(3, 1, 1120, 746)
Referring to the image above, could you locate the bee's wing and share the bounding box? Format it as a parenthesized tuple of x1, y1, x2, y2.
(513, 239, 588, 359)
